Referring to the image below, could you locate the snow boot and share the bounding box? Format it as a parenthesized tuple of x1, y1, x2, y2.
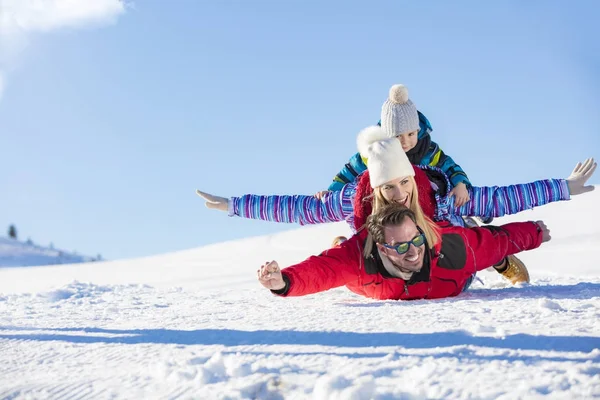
(331, 236, 348, 247)
(494, 255, 530, 284)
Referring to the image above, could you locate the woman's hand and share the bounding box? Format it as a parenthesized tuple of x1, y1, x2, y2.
(196, 190, 229, 212)
(566, 158, 597, 196)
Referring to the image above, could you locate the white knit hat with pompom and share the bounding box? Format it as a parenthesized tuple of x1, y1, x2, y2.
(357, 125, 414, 188)
(380, 84, 420, 138)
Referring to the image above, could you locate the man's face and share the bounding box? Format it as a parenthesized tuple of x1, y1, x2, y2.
(377, 217, 425, 274)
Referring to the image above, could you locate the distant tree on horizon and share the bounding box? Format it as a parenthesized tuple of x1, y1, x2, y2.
(8, 225, 17, 239)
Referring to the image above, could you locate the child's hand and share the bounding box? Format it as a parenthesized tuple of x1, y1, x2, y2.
(449, 182, 470, 207)
(314, 190, 329, 200)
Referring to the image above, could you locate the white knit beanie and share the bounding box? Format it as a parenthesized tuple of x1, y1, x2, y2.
(380, 84, 420, 138)
(357, 125, 415, 188)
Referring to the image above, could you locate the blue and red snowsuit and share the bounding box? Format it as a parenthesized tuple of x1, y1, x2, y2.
(328, 111, 471, 191)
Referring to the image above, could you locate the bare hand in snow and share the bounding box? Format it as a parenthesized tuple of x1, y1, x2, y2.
(536, 220, 551, 243)
(449, 182, 470, 207)
(566, 158, 597, 196)
(196, 190, 229, 212)
(257, 261, 286, 291)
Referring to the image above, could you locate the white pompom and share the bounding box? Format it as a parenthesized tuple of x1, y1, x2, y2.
(389, 84, 409, 104)
(356, 126, 389, 156)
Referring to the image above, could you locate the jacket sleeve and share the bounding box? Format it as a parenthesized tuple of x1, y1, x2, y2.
(278, 240, 363, 297)
(424, 141, 471, 188)
(451, 179, 570, 218)
(460, 222, 543, 271)
(229, 184, 355, 225)
(327, 153, 368, 191)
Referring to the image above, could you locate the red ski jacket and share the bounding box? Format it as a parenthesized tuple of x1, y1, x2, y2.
(275, 221, 543, 301)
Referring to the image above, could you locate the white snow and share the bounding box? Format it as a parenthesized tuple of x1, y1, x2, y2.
(0, 187, 599, 399)
(0, 237, 96, 268)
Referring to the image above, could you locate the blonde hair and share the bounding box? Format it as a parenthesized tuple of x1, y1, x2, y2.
(362, 176, 440, 257)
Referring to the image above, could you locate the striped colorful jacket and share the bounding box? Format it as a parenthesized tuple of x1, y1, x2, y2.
(228, 165, 570, 231)
(327, 111, 471, 191)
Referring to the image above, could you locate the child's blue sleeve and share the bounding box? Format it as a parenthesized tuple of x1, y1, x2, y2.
(422, 141, 471, 188)
(327, 153, 367, 191)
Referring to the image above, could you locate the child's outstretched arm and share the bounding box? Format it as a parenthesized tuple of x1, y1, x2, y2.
(327, 153, 368, 191)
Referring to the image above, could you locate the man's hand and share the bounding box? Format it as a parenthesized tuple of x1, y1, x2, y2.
(536, 220, 551, 243)
(196, 190, 229, 212)
(449, 182, 470, 207)
(566, 157, 597, 196)
(257, 261, 286, 291)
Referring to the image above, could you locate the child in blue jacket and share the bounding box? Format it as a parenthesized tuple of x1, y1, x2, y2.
(325, 84, 471, 208)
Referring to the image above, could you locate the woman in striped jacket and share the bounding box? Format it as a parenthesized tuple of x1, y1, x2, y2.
(196, 126, 595, 234)
(197, 126, 596, 284)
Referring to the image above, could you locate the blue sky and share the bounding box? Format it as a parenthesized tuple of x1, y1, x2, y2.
(1, 0, 598, 260)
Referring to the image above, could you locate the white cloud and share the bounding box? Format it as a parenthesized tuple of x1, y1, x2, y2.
(0, 0, 126, 99)
(1, 0, 126, 33)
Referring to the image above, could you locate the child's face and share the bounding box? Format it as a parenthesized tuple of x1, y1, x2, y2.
(396, 130, 419, 152)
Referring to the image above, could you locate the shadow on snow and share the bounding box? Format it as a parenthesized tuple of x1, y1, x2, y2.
(1, 326, 599, 354)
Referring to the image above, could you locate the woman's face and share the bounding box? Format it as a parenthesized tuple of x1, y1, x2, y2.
(379, 176, 414, 207)
(397, 130, 419, 152)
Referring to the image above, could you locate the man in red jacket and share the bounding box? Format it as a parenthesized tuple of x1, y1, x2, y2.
(258, 202, 550, 301)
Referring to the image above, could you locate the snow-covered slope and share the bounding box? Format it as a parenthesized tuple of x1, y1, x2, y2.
(0, 187, 599, 399)
(0, 237, 97, 268)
